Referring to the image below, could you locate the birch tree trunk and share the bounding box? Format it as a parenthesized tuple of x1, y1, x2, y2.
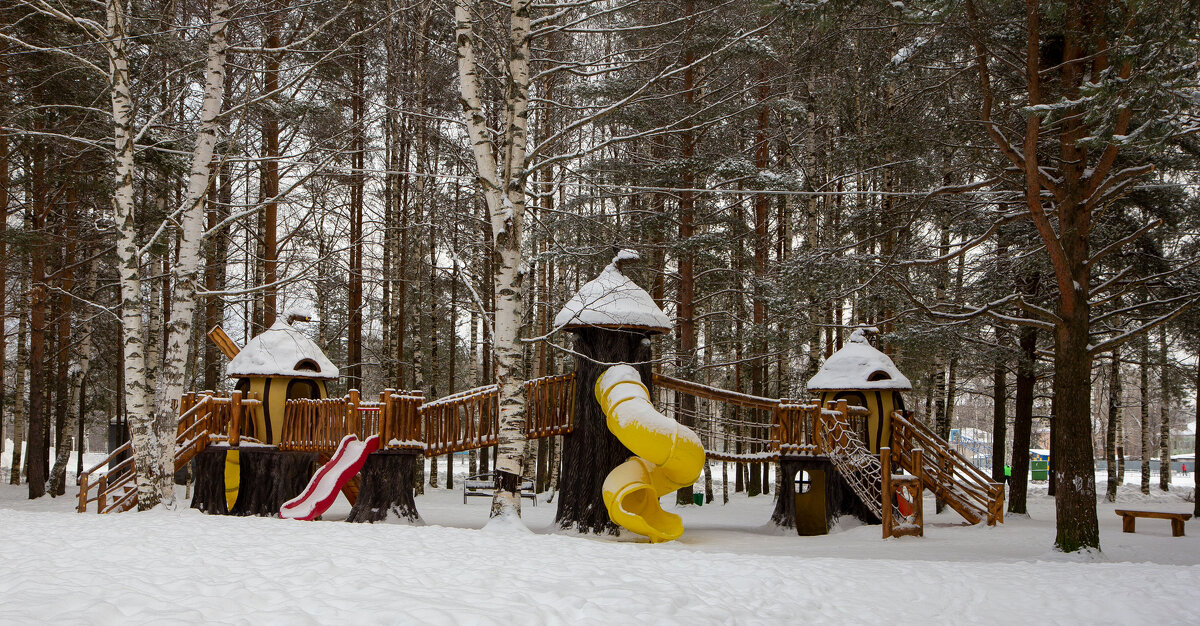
(149, 0, 231, 509)
(455, 0, 530, 520)
(104, 0, 160, 509)
(9, 277, 27, 485)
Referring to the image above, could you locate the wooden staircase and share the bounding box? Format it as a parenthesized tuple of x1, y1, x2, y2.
(890, 411, 1004, 526)
(77, 392, 260, 513)
(812, 400, 1003, 530)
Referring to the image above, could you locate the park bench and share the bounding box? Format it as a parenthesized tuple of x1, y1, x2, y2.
(1114, 509, 1192, 537)
(463, 473, 537, 506)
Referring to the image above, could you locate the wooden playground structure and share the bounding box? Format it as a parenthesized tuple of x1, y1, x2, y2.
(77, 252, 1003, 540)
(78, 369, 1001, 537)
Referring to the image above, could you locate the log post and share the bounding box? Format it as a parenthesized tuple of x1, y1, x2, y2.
(77, 473, 89, 513)
(348, 389, 361, 438)
(912, 447, 925, 534)
(230, 390, 242, 447)
(97, 474, 107, 514)
(881, 447, 893, 539)
(382, 389, 395, 446)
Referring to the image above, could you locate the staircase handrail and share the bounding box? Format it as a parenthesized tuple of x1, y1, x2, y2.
(890, 411, 1004, 525)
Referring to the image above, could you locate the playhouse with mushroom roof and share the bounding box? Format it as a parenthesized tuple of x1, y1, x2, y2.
(806, 327, 911, 454)
(222, 314, 338, 445)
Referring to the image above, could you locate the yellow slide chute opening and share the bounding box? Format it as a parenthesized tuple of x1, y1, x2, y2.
(596, 365, 704, 543)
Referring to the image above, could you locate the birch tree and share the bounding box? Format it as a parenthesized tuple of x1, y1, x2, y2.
(454, 0, 777, 521)
(455, 0, 532, 519)
(150, 0, 231, 509)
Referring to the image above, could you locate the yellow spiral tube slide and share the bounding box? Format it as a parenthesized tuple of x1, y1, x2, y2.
(596, 365, 704, 542)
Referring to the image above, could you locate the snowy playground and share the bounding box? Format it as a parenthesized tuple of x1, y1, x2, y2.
(1, 453, 1197, 624)
(4, 253, 1199, 623)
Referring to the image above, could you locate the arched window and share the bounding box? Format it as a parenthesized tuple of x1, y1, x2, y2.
(867, 370, 891, 382)
(294, 359, 321, 373)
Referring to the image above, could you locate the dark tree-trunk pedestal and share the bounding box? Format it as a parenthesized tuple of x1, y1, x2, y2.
(347, 450, 422, 523)
(556, 327, 654, 535)
(191, 446, 316, 516)
(771, 457, 880, 531)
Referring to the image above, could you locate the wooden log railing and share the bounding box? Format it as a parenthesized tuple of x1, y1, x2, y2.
(775, 402, 821, 457)
(79, 391, 258, 513)
(523, 373, 576, 439)
(76, 440, 137, 514)
(352, 389, 424, 450)
(383, 391, 424, 448)
(279, 390, 425, 455)
(889, 411, 1004, 525)
(279, 398, 356, 454)
(420, 384, 499, 457)
(652, 373, 782, 463)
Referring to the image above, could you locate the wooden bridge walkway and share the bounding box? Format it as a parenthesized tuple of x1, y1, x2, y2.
(79, 371, 1002, 527)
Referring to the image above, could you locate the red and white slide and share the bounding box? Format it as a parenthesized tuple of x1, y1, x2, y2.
(280, 434, 380, 520)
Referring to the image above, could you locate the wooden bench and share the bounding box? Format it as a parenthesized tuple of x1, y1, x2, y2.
(1115, 509, 1192, 537)
(463, 473, 536, 506)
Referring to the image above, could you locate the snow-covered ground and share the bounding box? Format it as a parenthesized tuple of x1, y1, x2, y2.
(3, 442, 1198, 624)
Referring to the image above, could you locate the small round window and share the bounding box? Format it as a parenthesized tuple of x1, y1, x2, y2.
(794, 470, 812, 494)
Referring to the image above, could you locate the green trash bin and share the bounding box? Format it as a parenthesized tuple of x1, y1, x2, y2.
(693, 492, 704, 506)
(1031, 459, 1049, 481)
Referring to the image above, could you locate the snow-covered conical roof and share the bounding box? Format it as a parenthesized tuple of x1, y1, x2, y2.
(554, 250, 672, 334)
(807, 329, 912, 391)
(226, 319, 339, 380)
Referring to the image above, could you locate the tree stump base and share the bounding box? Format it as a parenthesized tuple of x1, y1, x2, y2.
(191, 446, 316, 516)
(346, 449, 422, 523)
(772, 457, 880, 531)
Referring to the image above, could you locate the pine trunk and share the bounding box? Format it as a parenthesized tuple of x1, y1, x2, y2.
(1140, 338, 1150, 494)
(1193, 356, 1199, 518)
(261, 1, 282, 328)
(150, 0, 230, 510)
(991, 352, 1007, 483)
(1052, 302, 1099, 552)
(0, 86, 6, 453)
(26, 137, 48, 499)
(1106, 349, 1121, 501)
(1008, 327, 1035, 515)
(1158, 329, 1170, 491)
(49, 213, 78, 497)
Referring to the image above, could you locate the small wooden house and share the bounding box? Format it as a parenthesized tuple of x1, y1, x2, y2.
(224, 318, 339, 444)
(807, 328, 911, 453)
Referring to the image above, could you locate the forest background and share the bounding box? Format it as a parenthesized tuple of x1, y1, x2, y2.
(1, 0, 1197, 552)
